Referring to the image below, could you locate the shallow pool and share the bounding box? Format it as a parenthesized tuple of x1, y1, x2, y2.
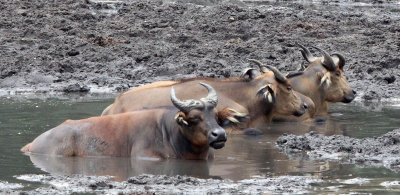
(1, 97, 400, 193)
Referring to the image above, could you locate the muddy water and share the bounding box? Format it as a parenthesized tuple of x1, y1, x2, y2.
(1, 97, 400, 193)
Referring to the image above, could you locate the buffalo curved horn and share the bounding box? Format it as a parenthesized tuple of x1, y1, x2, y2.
(264, 64, 287, 83)
(331, 53, 345, 70)
(199, 82, 218, 108)
(248, 59, 287, 83)
(248, 59, 269, 73)
(297, 42, 316, 63)
(170, 83, 218, 113)
(313, 46, 337, 71)
(171, 86, 193, 113)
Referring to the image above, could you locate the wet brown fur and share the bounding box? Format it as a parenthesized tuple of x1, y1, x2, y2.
(101, 72, 307, 131)
(288, 55, 355, 118)
(177, 76, 251, 83)
(22, 106, 224, 160)
(102, 81, 177, 115)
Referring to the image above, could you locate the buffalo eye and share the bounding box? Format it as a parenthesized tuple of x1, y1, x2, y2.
(336, 71, 341, 76)
(188, 116, 201, 124)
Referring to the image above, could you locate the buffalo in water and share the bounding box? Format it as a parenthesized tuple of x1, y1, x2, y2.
(246, 44, 355, 122)
(22, 83, 226, 160)
(101, 64, 309, 134)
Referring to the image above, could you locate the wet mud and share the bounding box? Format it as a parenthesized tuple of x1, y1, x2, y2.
(1, 0, 400, 193)
(0, 181, 23, 194)
(10, 174, 321, 194)
(276, 128, 400, 170)
(0, 0, 399, 100)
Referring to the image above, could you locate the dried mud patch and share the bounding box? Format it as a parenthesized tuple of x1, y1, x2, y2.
(276, 128, 400, 170)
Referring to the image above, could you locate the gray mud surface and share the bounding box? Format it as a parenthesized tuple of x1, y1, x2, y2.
(0, 0, 399, 99)
(276, 128, 400, 170)
(0, 181, 23, 194)
(1, 0, 399, 194)
(8, 174, 321, 194)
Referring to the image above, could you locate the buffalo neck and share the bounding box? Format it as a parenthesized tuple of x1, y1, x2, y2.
(193, 79, 274, 115)
(289, 68, 326, 113)
(160, 109, 210, 160)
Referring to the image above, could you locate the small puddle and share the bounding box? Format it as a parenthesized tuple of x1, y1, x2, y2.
(0, 97, 400, 193)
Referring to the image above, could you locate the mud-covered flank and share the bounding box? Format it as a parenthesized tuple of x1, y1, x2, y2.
(10, 174, 321, 194)
(0, 0, 399, 99)
(276, 128, 400, 170)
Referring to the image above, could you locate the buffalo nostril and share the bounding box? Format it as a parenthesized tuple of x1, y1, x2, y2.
(303, 103, 308, 109)
(352, 90, 357, 95)
(211, 129, 227, 140)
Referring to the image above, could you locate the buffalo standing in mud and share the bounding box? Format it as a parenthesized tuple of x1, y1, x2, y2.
(101, 65, 309, 133)
(21, 83, 227, 160)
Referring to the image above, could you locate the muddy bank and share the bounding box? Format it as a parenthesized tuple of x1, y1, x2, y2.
(276, 128, 400, 170)
(0, 181, 23, 194)
(0, 0, 399, 100)
(11, 174, 321, 194)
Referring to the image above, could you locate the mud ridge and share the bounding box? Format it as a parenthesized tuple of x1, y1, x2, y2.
(0, 181, 23, 194)
(276, 128, 400, 170)
(14, 174, 321, 194)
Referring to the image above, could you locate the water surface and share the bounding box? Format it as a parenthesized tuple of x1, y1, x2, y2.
(1, 97, 400, 193)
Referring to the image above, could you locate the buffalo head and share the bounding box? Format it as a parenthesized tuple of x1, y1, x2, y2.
(248, 59, 308, 117)
(297, 44, 356, 103)
(171, 82, 227, 150)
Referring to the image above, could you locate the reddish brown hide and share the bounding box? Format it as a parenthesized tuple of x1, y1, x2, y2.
(101, 67, 308, 132)
(22, 83, 227, 160)
(288, 44, 356, 118)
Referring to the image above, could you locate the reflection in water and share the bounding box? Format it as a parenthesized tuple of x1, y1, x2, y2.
(28, 134, 338, 181)
(27, 114, 348, 181)
(1, 98, 400, 193)
(257, 119, 345, 138)
(29, 154, 214, 181)
(212, 133, 341, 181)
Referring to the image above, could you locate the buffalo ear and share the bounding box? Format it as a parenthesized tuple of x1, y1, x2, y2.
(286, 71, 304, 79)
(316, 72, 324, 80)
(175, 112, 192, 129)
(217, 108, 248, 127)
(297, 63, 307, 71)
(240, 68, 260, 80)
(331, 53, 345, 70)
(285, 64, 306, 78)
(257, 84, 275, 104)
(317, 72, 331, 87)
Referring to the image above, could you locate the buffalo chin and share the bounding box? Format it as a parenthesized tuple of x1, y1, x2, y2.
(210, 141, 226, 149)
(293, 110, 305, 117)
(342, 97, 354, 103)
